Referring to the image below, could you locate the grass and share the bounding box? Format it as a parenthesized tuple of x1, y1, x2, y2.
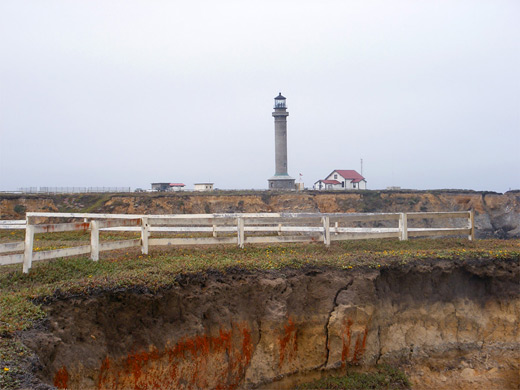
(295, 364, 411, 389)
(0, 337, 30, 389)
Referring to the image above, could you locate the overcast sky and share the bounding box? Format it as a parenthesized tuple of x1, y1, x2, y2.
(1, 0, 519, 193)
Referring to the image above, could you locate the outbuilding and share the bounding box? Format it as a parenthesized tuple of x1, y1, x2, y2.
(151, 183, 170, 192)
(194, 183, 214, 192)
(151, 183, 186, 192)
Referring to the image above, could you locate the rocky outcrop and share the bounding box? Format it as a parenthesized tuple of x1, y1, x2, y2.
(23, 258, 520, 389)
(1, 190, 519, 238)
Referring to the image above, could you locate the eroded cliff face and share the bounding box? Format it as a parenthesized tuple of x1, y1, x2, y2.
(23, 258, 519, 390)
(1, 191, 519, 238)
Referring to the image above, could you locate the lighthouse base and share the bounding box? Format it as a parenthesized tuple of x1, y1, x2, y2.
(268, 175, 296, 190)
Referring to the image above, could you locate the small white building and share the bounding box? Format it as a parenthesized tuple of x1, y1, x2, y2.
(194, 183, 214, 192)
(313, 170, 367, 190)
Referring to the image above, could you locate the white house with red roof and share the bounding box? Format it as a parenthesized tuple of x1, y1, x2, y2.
(313, 170, 367, 190)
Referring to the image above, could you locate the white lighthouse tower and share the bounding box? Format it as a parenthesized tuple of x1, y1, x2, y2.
(268, 93, 295, 190)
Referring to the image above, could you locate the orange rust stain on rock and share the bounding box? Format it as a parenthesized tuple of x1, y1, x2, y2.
(278, 318, 298, 367)
(352, 327, 368, 363)
(96, 323, 254, 390)
(97, 357, 111, 389)
(340, 319, 368, 365)
(213, 328, 232, 353)
(53, 366, 69, 389)
(242, 327, 253, 363)
(341, 319, 353, 366)
(125, 347, 161, 390)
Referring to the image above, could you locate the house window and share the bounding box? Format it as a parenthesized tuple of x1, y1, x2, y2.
(353, 183, 357, 189)
(334, 174, 337, 179)
(342, 182, 344, 188)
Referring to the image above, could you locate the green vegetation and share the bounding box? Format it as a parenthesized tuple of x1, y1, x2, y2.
(295, 365, 411, 389)
(54, 194, 113, 213)
(0, 229, 139, 245)
(0, 337, 30, 389)
(361, 192, 389, 212)
(12, 205, 25, 215)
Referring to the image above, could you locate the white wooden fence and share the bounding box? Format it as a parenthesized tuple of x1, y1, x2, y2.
(0, 211, 474, 273)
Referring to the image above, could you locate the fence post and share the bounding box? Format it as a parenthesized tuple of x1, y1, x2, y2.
(322, 216, 330, 247)
(334, 221, 339, 235)
(90, 220, 100, 261)
(213, 222, 217, 237)
(141, 217, 149, 254)
(278, 223, 282, 236)
(237, 217, 245, 249)
(399, 213, 408, 241)
(22, 217, 34, 274)
(468, 210, 475, 241)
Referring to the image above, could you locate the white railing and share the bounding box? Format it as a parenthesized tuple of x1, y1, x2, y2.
(0, 211, 474, 273)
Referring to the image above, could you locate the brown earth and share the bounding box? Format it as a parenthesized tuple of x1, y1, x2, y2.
(1, 190, 519, 238)
(22, 258, 520, 390)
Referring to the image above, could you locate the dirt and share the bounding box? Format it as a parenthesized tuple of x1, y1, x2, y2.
(19, 258, 519, 390)
(2, 190, 519, 238)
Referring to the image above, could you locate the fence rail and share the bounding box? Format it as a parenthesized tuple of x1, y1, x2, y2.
(0, 220, 26, 230)
(0, 211, 474, 273)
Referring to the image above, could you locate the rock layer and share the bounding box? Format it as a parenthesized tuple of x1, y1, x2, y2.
(23, 258, 519, 389)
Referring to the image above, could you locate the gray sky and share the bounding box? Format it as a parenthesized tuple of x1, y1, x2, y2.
(1, 0, 519, 192)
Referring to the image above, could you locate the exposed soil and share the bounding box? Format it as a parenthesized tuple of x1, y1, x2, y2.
(19, 258, 519, 390)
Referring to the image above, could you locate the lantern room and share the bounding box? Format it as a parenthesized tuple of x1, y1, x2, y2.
(274, 93, 286, 109)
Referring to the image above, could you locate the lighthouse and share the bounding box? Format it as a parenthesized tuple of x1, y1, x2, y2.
(268, 93, 296, 190)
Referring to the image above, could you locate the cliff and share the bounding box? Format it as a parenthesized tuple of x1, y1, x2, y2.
(22, 258, 520, 389)
(1, 190, 519, 238)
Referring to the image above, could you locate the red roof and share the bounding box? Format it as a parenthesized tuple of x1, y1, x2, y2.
(169, 183, 185, 187)
(333, 170, 365, 182)
(321, 180, 341, 185)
